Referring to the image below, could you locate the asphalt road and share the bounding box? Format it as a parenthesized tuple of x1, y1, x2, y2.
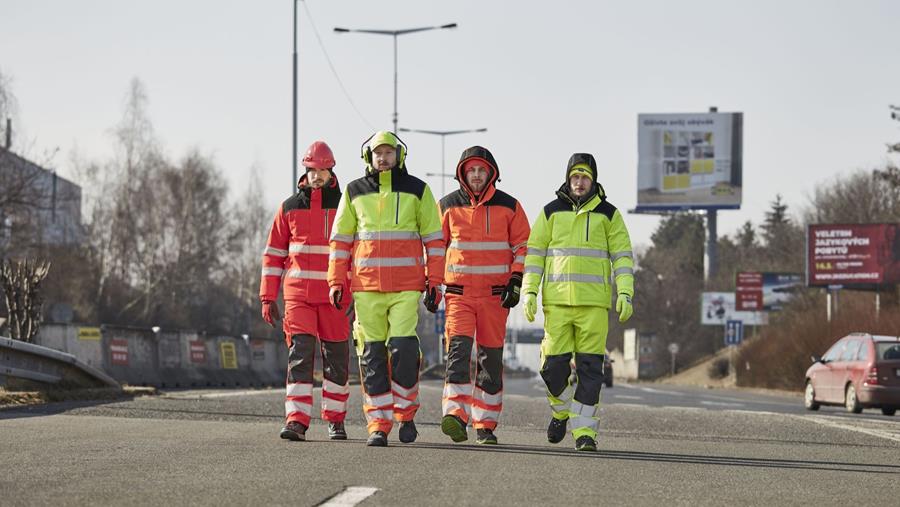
(2, 378, 899, 506)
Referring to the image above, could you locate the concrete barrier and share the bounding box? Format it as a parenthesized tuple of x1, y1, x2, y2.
(34, 324, 287, 388)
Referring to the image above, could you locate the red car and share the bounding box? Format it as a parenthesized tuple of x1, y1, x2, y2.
(804, 333, 900, 415)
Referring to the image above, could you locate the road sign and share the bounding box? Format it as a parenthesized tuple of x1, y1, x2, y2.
(725, 320, 743, 346)
(434, 309, 445, 335)
(668, 343, 680, 354)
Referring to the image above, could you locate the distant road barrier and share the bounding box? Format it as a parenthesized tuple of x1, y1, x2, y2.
(31, 324, 292, 388)
(0, 335, 119, 388)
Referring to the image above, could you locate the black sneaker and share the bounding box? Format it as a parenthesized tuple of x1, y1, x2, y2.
(441, 415, 468, 443)
(328, 422, 347, 440)
(575, 435, 597, 452)
(398, 420, 418, 443)
(547, 417, 567, 444)
(279, 421, 307, 441)
(475, 428, 498, 445)
(366, 431, 388, 447)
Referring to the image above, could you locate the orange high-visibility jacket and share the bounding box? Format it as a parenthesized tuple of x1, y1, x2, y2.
(260, 175, 348, 304)
(328, 166, 445, 293)
(439, 147, 530, 296)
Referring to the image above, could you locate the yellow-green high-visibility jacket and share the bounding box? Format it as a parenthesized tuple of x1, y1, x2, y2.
(328, 166, 445, 293)
(522, 189, 634, 308)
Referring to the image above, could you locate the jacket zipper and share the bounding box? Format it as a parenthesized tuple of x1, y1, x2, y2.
(395, 192, 400, 225)
(486, 206, 491, 235)
(585, 213, 590, 241)
(324, 209, 329, 238)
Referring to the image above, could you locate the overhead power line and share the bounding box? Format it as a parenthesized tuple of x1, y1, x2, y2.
(301, 1, 375, 130)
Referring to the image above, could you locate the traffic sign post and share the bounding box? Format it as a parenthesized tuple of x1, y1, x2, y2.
(725, 320, 743, 346)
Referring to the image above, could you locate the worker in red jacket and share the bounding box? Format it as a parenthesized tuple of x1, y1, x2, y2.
(438, 146, 531, 445)
(260, 140, 351, 442)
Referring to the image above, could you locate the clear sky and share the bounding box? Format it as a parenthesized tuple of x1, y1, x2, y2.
(3, 0, 899, 251)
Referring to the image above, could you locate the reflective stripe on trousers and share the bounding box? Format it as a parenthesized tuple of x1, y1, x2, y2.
(322, 379, 350, 421)
(442, 382, 473, 421)
(569, 399, 601, 437)
(285, 382, 313, 425)
(471, 388, 502, 429)
(547, 382, 574, 418)
(363, 392, 394, 434)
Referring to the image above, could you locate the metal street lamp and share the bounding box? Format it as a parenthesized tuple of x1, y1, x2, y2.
(292, 0, 300, 189)
(334, 23, 457, 132)
(399, 127, 487, 198)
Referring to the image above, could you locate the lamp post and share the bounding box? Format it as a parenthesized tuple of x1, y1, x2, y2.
(292, 0, 299, 189)
(334, 23, 457, 132)
(399, 127, 487, 198)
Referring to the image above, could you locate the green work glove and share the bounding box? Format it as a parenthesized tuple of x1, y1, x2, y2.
(616, 294, 633, 323)
(523, 293, 537, 323)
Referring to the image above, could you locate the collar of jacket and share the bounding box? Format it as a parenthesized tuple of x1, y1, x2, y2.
(556, 183, 602, 212)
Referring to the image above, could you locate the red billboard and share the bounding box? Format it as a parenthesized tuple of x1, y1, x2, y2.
(807, 223, 900, 287)
(735, 272, 763, 311)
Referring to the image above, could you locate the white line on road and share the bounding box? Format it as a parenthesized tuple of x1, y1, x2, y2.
(793, 415, 900, 444)
(162, 389, 278, 399)
(320, 487, 379, 507)
(634, 386, 686, 396)
(699, 400, 745, 408)
(613, 395, 644, 400)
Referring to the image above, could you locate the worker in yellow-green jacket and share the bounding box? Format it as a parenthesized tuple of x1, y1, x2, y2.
(521, 153, 635, 452)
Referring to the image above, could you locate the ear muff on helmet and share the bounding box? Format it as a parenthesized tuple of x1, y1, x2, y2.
(360, 131, 408, 168)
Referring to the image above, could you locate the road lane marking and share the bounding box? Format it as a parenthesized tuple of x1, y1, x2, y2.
(613, 395, 644, 400)
(794, 415, 900, 444)
(635, 386, 685, 396)
(162, 389, 279, 399)
(699, 400, 745, 408)
(320, 486, 379, 506)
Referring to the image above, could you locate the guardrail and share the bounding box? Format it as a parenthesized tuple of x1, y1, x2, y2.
(0, 335, 119, 388)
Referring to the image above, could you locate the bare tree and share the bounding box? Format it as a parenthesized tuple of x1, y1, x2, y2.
(0, 259, 50, 342)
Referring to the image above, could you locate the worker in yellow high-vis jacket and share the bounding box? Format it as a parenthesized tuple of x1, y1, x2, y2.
(521, 153, 635, 452)
(327, 131, 445, 447)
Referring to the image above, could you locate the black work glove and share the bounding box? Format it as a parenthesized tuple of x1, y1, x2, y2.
(500, 272, 523, 308)
(424, 283, 442, 313)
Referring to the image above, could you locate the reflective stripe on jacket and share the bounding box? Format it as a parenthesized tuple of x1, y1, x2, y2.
(260, 176, 347, 304)
(327, 166, 445, 292)
(522, 190, 634, 308)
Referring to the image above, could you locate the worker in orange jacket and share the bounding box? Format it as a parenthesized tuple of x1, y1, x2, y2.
(260, 141, 351, 442)
(438, 146, 530, 445)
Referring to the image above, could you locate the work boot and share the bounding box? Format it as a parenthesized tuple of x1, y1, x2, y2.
(547, 416, 567, 444)
(398, 420, 418, 443)
(279, 421, 307, 441)
(475, 428, 498, 445)
(328, 422, 347, 440)
(575, 435, 597, 452)
(441, 415, 468, 443)
(366, 431, 388, 447)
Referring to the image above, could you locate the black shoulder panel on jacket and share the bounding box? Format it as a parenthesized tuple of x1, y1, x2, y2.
(440, 190, 470, 211)
(393, 171, 427, 198)
(347, 175, 379, 200)
(590, 199, 618, 220)
(282, 190, 310, 212)
(543, 198, 571, 218)
(321, 186, 342, 209)
(484, 189, 518, 212)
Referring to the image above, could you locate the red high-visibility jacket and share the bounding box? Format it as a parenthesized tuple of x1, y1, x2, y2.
(439, 148, 530, 296)
(260, 175, 348, 304)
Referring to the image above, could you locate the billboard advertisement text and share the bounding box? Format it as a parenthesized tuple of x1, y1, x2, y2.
(807, 224, 900, 287)
(636, 112, 743, 211)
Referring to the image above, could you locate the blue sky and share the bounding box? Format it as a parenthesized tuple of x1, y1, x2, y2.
(2, 0, 899, 252)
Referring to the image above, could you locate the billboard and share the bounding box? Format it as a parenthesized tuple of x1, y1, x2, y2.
(735, 272, 803, 311)
(636, 112, 743, 211)
(807, 224, 900, 287)
(701, 292, 768, 326)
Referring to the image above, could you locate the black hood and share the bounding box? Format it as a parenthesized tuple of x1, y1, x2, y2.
(559, 152, 604, 205)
